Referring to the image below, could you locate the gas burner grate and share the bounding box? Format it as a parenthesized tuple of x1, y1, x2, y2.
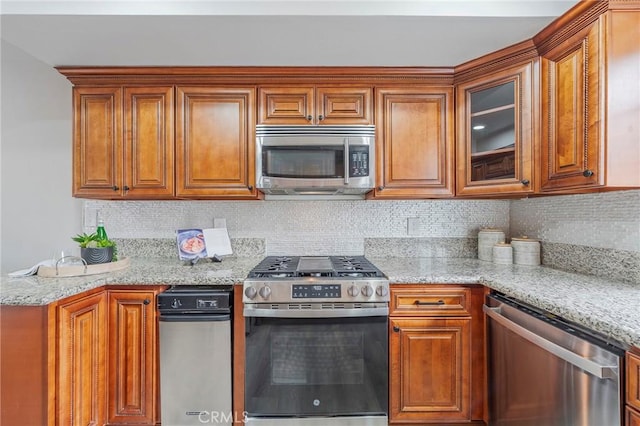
(247, 256, 386, 279)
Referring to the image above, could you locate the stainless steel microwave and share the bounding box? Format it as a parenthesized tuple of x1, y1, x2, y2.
(256, 125, 375, 198)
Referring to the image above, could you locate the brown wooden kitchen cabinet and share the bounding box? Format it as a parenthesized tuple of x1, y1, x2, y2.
(258, 86, 372, 125)
(456, 60, 536, 196)
(57, 288, 109, 426)
(373, 87, 455, 198)
(107, 289, 159, 425)
(628, 350, 640, 426)
(176, 86, 258, 199)
(389, 285, 486, 425)
(72, 86, 175, 199)
(537, 6, 640, 192)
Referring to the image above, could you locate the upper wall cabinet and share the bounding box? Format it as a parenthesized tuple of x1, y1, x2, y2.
(372, 87, 455, 198)
(73, 86, 175, 199)
(176, 86, 258, 199)
(537, 5, 640, 192)
(258, 86, 373, 125)
(456, 61, 535, 196)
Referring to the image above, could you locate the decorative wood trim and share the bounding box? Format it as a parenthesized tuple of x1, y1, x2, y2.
(534, 0, 607, 55)
(455, 39, 538, 84)
(57, 66, 455, 86)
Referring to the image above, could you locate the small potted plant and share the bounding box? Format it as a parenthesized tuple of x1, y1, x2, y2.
(72, 233, 118, 264)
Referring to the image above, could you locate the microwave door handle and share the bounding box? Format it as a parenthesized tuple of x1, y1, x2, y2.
(344, 138, 349, 184)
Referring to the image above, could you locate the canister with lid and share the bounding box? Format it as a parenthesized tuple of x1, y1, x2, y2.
(511, 236, 541, 265)
(477, 228, 506, 261)
(492, 243, 513, 265)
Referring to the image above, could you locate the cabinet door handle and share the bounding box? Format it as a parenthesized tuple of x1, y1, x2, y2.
(583, 169, 594, 177)
(377, 186, 384, 191)
(521, 179, 530, 186)
(248, 185, 254, 191)
(112, 185, 119, 191)
(123, 185, 130, 191)
(318, 114, 324, 121)
(143, 299, 151, 305)
(306, 115, 313, 121)
(414, 299, 445, 306)
(392, 326, 400, 332)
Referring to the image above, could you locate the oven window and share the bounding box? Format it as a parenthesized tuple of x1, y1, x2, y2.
(263, 147, 344, 179)
(245, 316, 388, 417)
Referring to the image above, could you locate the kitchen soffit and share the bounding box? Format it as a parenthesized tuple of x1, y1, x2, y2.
(0, 0, 579, 67)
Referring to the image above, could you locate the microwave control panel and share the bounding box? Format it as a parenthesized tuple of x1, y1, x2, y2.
(349, 146, 369, 177)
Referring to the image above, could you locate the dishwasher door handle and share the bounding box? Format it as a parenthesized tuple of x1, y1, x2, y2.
(483, 305, 618, 379)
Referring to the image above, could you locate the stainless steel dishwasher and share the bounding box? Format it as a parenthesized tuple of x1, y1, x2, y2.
(484, 292, 628, 426)
(158, 285, 233, 426)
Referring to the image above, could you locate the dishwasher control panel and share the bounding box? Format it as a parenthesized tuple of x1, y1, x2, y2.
(157, 285, 232, 314)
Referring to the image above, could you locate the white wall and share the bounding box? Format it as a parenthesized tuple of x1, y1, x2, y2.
(0, 40, 81, 274)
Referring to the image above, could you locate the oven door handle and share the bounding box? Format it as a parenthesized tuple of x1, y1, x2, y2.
(483, 305, 618, 379)
(244, 306, 389, 318)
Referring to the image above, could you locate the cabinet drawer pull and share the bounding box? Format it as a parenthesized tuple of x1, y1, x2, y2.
(414, 299, 445, 306)
(393, 326, 400, 332)
(521, 179, 530, 186)
(143, 299, 151, 305)
(583, 169, 594, 177)
(248, 185, 254, 191)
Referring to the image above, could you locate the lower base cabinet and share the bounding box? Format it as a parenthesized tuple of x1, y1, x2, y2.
(628, 351, 640, 426)
(56, 286, 163, 426)
(389, 284, 486, 425)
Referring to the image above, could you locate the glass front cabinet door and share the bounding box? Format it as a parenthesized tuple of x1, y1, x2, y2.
(456, 61, 535, 196)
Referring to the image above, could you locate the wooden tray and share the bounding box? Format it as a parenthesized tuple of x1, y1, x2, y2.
(37, 257, 130, 278)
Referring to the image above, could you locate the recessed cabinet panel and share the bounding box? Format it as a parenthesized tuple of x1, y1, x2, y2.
(176, 87, 258, 198)
(259, 87, 314, 124)
(316, 87, 372, 124)
(73, 87, 122, 198)
(540, 21, 601, 191)
(124, 86, 174, 197)
(374, 88, 455, 198)
(456, 61, 534, 196)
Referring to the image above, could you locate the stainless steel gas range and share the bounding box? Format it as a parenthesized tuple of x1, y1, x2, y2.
(243, 256, 389, 426)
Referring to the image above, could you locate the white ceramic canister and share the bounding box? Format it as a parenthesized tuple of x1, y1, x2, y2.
(492, 243, 513, 265)
(511, 236, 541, 265)
(478, 228, 506, 262)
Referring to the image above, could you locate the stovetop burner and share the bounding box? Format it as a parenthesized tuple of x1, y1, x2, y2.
(247, 256, 385, 279)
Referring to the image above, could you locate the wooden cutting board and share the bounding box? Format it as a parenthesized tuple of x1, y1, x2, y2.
(37, 257, 130, 278)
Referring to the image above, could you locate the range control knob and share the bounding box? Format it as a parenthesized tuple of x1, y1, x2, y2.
(258, 285, 272, 299)
(361, 285, 373, 297)
(347, 285, 360, 297)
(376, 286, 389, 297)
(244, 286, 258, 300)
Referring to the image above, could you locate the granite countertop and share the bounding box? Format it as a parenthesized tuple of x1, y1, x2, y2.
(0, 256, 263, 306)
(1, 256, 639, 347)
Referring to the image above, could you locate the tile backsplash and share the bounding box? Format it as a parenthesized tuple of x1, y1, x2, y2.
(511, 190, 640, 283)
(87, 199, 510, 256)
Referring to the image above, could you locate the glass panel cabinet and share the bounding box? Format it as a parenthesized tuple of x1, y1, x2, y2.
(456, 61, 535, 196)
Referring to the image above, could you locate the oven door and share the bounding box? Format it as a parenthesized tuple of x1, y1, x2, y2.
(244, 308, 388, 422)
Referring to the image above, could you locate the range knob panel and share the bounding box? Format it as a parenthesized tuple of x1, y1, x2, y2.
(244, 286, 257, 300)
(347, 285, 360, 297)
(361, 285, 373, 297)
(258, 285, 272, 299)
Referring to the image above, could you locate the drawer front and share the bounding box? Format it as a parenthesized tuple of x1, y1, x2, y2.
(390, 286, 471, 316)
(629, 352, 640, 413)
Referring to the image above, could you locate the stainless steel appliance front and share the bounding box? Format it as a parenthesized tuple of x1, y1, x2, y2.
(243, 256, 389, 426)
(485, 293, 626, 426)
(256, 125, 375, 197)
(158, 286, 233, 426)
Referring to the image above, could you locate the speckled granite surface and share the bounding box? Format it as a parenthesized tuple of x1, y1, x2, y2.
(1, 256, 639, 348)
(0, 256, 263, 306)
